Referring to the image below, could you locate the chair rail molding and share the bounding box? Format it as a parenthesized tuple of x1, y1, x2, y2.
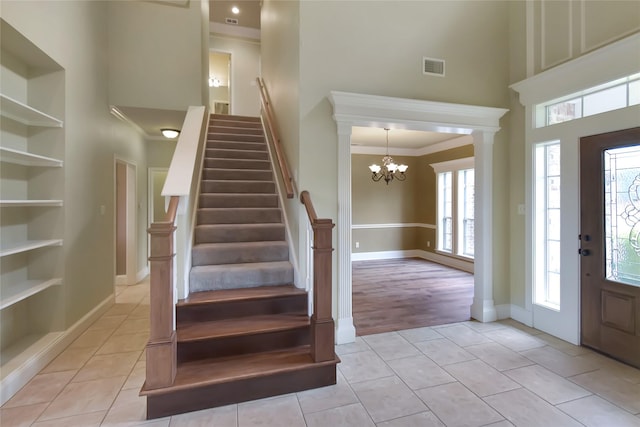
(329, 91, 508, 342)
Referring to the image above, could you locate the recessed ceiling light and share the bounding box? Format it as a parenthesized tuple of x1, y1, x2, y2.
(161, 129, 180, 139)
(231, 6, 240, 14)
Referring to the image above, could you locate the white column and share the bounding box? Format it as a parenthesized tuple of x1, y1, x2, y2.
(336, 121, 356, 344)
(470, 130, 498, 322)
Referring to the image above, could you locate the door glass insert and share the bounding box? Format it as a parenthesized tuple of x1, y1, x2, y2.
(604, 145, 640, 287)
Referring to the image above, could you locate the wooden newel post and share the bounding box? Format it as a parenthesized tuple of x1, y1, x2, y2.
(145, 220, 177, 389)
(310, 218, 335, 362)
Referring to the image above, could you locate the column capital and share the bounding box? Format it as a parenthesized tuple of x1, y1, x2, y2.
(471, 129, 497, 146)
(335, 121, 353, 137)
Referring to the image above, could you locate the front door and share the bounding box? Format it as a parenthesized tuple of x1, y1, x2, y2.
(580, 127, 640, 368)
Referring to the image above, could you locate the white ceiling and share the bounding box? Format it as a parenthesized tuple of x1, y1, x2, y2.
(351, 127, 465, 150)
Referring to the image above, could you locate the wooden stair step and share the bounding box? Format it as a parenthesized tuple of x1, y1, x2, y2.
(142, 346, 339, 418)
(177, 313, 309, 342)
(177, 284, 306, 323)
(179, 284, 305, 306)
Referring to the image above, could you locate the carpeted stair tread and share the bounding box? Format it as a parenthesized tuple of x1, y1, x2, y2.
(177, 313, 309, 342)
(206, 148, 269, 160)
(206, 133, 265, 143)
(205, 158, 271, 170)
(191, 241, 289, 266)
(200, 180, 275, 194)
(189, 261, 294, 292)
(202, 168, 273, 181)
(197, 207, 281, 224)
(207, 140, 267, 151)
(199, 193, 279, 208)
(195, 223, 285, 244)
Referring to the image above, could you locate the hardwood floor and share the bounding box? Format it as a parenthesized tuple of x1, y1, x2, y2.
(352, 258, 474, 336)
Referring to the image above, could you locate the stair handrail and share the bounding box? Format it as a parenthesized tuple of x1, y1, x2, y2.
(300, 190, 335, 362)
(256, 77, 294, 199)
(145, 105, 208, 391)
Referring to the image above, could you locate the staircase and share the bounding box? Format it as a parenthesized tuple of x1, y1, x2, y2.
(141, 114, 338, 419)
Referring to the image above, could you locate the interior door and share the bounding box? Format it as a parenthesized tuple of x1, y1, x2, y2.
(580, 127, 640, 368)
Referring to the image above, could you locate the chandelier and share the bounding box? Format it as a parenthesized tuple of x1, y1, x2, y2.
(368, 128, 408, 184)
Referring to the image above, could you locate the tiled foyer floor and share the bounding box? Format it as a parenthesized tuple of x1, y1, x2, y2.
(2, 279, 640, 427)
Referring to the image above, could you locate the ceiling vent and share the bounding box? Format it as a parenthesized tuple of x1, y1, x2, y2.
(225, 17, 239, 25)
(423, 57, 445, 77)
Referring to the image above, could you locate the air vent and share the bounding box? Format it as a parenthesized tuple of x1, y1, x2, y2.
(225, 17, 239, 25)
(423, 57, 445, 77)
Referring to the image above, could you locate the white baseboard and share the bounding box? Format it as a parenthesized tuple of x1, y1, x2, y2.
(351, 250, 418, 262)
(336, 317, 357, 345)
(115, 274, 126, 285)
(495, 304, 512, 320)
(351, 249, 474, 273)
(136, 267, 149, 283)
(509, 304, 533, 327)
(0, 294, 114, 405)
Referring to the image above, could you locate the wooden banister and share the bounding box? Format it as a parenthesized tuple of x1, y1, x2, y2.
(145, 196, 179, 389)
(300, 191, 335, 362)
(256, 77, 294, 199)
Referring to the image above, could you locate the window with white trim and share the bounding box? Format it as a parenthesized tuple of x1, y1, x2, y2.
(534, 141, 561, 310)
(431, 157, 475, 259)
(536, 72, 640, 128)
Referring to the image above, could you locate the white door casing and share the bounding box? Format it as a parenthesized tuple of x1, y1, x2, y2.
(328, 91, 508, 344)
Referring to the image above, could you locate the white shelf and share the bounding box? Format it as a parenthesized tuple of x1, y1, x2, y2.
(0, 93, 63, 128)
(0, 147, 63, 167)
(0, 239, 63, 257)
(0, 200, 63, 207)
(0, 278, 62, 310)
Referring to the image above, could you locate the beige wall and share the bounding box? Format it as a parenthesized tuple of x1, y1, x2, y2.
(210, 35, 261, 116)
(1, 1, 149, 326)
(352, 144, 475, 256)
(107, 0, 206, 110)
(260, 0, 302, 264)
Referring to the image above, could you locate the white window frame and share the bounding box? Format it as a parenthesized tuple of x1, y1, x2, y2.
(431, 157, 475, 260)
(533, 141, 561, 311)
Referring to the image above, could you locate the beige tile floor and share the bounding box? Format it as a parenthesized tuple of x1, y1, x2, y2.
(2, 278, 640, 427)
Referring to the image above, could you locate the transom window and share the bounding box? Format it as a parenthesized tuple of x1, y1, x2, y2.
(536, 73, 640, 128)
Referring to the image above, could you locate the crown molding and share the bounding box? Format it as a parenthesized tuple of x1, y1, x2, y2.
(511, 32, 640, 106)
(328, 91, 508, 134)
(210, 22, 261, 41)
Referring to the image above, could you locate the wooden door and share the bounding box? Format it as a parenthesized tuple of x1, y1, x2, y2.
(580, 127, 640, 368)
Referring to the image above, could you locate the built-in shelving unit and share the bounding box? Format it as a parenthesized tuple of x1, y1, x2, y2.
(0, 147, 63, 167)
(1, 19, 66, 405)
(0, 279, 63, 310)
(0, 93, 63, 128)
(0, 239, 64, 258)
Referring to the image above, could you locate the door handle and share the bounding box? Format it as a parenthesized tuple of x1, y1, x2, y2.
(579, 249, 591, 256)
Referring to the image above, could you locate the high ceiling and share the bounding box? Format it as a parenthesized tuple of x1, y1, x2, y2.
(210, 0, 261, 29)
(120, 1, 466, 150)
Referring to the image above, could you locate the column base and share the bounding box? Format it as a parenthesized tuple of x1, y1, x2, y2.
(335, 317, 356, 344)
(470, 298, 498, 323)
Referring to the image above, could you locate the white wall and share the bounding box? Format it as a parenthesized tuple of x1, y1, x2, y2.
(209, 35, 261, 117)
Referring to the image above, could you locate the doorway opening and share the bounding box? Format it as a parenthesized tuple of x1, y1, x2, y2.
(209, 51, 231, 115)
(115, 159, 137, 286)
